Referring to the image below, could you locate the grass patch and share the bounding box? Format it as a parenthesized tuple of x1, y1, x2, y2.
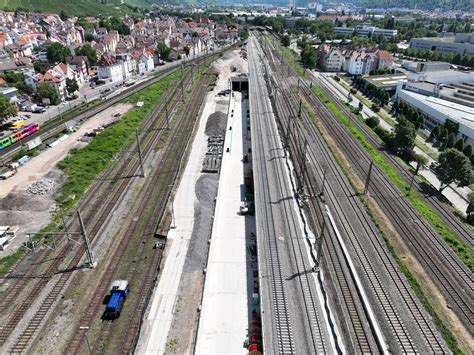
(312, 85, 474, 272)
(0, 249, 25, 277)
(268, 37, 306, 77)
(56, 69, 182, 211)
(303, 101, 462, 354)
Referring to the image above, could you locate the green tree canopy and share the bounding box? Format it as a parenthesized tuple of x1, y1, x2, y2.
(454, 138, 465, 152)
(36, 83, 60, 105)
(75, 44, 98, 66)
(281, 35, 290, 47)
(158, 43, 171, 62)
(467, 192, 474, 223)
(433, 148, 473, 192)
(301, 44, 317, 68)
(463, 144, 473, 158)
(66, 78, 79, 95)
(47, 43, 71, 63)
(99, 17, 130, 35)
(392, 117, 416, 153)
(446, 132, 456, 148)
(33, 61, 49, 74)
(0, 93, 18, 123)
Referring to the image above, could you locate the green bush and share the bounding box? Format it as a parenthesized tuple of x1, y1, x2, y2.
(365, 116, 380, 129)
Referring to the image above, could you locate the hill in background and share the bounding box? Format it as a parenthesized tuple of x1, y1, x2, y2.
(0, 0, 167, 16)
(351, 0, 471, 11)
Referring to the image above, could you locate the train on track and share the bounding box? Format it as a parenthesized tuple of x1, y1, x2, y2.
(0, 123, 40, 151)
(104, 280, 129, 319)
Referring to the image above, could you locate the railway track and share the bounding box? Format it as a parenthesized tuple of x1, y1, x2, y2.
(260, 34, 473, 338)
(249, 42, 295, 354)
(86, 73, 215, 355)
(0, 58, 215, 352)
(258, 33, 449, 353)
(316, 73, 474, 249)
(0, 67, 191, 328)
(301, 77, 474, 328)
(250, 37, 330, 354)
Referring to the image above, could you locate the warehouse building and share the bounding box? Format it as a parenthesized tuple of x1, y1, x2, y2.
(396, 80, 474, 145)
(410, 33, 474, 56)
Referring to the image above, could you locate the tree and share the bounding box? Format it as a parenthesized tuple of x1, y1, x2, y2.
(47, 43, 71, 63)
(301, 44, 317, 68)
(429, 125, 441, 142)
(440, 127, 448, 142)
(414, 154, 429, 175)
(75, 44, 97, 66)
(60, 10, 68, 21)
(66, 78, 79, 95)
(281, 35, 290, 47)
(433, 149, 473, 192)
(446, 132, 456, 148)
(33, 61, 49, 74)
(100, 16, 130, 35)
(0, 94, 18, 123)
(35, 83, 60, 105)
(392, 118, 416, 153)
(365, 116, 379, 128)
(454, 138, 465, 152)
(84, 34, 95, 42)
(158, 43, 171, 62)
(463, 144, 473, 158)
(467, 192, 474, 223)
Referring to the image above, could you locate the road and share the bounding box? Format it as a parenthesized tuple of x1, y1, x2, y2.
(247, 37, 335, 354)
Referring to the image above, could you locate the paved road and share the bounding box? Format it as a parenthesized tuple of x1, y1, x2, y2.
(247, 37, 335, 354)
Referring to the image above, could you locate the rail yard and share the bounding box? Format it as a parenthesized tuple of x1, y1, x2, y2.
(0, 30, 472, 355)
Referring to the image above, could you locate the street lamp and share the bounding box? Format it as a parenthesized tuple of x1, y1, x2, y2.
(79, 326, 92, 355)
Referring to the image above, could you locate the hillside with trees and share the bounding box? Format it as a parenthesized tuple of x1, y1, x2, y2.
(353, 0, 472, 11)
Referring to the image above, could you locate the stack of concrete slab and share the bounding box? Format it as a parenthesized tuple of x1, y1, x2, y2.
(202, 135, 224, 173)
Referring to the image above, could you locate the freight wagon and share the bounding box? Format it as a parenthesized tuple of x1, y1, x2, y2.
(104, 280, 129, 319)
(0, 123, 40, 150)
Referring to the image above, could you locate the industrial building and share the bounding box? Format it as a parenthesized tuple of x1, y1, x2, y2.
(335, 26, 398, 39)
(396, 80, 474, 145)
(410, 33, 474, 56)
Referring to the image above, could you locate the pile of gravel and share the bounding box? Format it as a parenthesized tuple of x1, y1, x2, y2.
(26, 179, 54, 195)
(205, 112, 227, 137)
(221, 52, 235, 60)
(207, 64, 221, 75)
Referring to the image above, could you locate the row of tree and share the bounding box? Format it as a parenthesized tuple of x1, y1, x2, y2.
(364, 112, 472, 194)
(352, 77, 390, 107)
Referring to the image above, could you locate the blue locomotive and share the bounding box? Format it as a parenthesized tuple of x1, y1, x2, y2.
(104, 280, 129, 319)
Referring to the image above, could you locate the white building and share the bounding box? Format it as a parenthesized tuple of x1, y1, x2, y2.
(97, 54, 123, 83)
(396, 81, 474, 145)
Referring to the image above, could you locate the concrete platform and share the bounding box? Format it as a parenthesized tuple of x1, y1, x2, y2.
(195, 92, 253, 354)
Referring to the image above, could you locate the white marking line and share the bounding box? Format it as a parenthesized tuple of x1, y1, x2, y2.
(325, 205, 389, 355)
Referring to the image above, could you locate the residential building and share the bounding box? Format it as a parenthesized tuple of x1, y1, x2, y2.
(376, 50, 395, 70)
(284, 17, 300, 29)
(318, 44, 395, 75)
(97, 54, 123, 83)
(115, 53, 136, 79)
(317, 44, 345, 72)
(0, 86, 18, 102)
(38, 69, 67, 101)
(66, 56, 89, 81)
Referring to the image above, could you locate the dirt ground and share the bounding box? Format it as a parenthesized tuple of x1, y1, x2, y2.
(0, 103, 132, 256)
